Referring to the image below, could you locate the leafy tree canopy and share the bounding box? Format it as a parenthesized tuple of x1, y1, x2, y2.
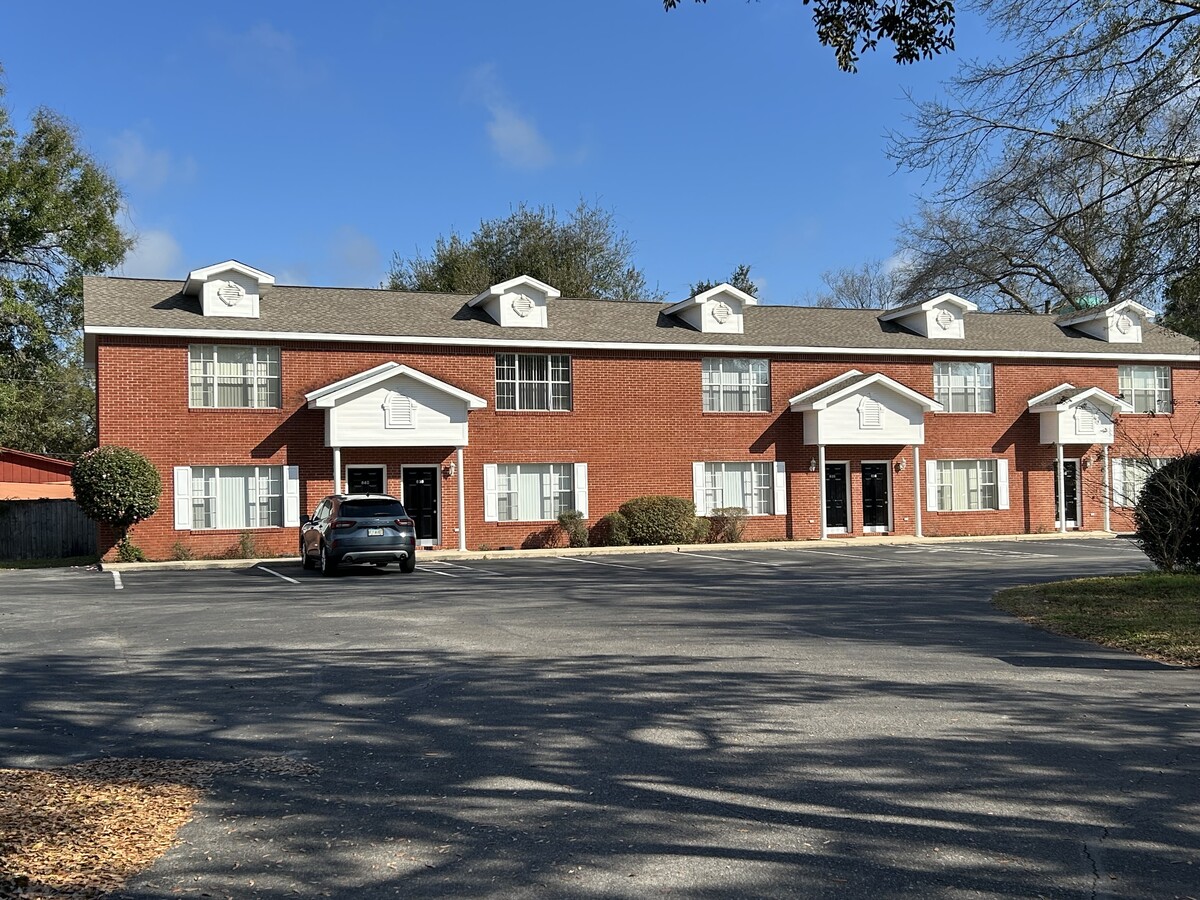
(0, 73, 129, 459)
(663, 0, 955, 72)
(72, 445, 162, 533)
(689, 263, 759, 298)
(386, 200, 663, 301)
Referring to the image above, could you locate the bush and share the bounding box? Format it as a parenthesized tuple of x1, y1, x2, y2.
(171, 541, 196, 561)
(692, 516, 711, 544)
(619, 495, 699, 545)
(72, 446, 162, 545)
(590, 511, 630, 547)
(708, 506, 748, 543)
(116, 537, 146, 562)
(1134, 453, 1200, 572)
(558, 510, 589, 548)
(232, 531, 258, 559)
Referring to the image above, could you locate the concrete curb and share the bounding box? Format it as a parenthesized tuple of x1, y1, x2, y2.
(98, 530, 1128, 573)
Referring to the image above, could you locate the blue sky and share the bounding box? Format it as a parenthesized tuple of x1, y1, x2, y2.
(1, 2, 995, 304)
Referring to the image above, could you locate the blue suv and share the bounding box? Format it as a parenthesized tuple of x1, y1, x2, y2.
(300, 494, 417, 576)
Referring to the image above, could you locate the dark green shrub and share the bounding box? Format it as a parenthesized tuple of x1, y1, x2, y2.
(590, 511, 630, 546)
(1134, 453, 1200, 572)
(116, 537, 146, 562)
(692, 516, 711, 544)
(708, 506, 748, 543)
(558, 510, 589, 548)
(619, 495, 699, 545)
(72, 446, 162, 549)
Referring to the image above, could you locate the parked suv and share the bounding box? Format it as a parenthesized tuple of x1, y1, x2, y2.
(300, 494, 417, 576)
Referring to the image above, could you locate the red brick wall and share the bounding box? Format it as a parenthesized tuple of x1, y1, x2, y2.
(95, 336, 1200, 559)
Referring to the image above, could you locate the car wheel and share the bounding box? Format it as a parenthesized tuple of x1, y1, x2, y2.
(320, 543, 338, 577)
(399, 555, 416, 574)
(301, 542, 316, 570)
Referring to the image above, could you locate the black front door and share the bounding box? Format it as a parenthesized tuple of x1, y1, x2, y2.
(347, 466, 385, 494)
(402, 467, 439, 542)
(1055, 460, 1080, 526)
(825, 464, 848, 530)
(862, 463, 890, 530)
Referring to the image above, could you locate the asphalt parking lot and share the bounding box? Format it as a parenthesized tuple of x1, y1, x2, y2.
(2, 537, 1197, 899)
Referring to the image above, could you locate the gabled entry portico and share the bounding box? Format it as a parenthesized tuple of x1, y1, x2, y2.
(305, 363, 487, 550)
(790, 370, 943, 539)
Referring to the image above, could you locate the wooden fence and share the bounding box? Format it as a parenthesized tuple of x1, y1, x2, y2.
(0, 499, 97, 561)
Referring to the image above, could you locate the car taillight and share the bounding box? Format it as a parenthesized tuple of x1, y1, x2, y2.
(395, 517, 415, 528)
(331, 519, 357, 530)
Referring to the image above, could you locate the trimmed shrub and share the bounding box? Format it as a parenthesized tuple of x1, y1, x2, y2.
(619, 495, 699, 545)
(708, 506, 748, 543)
(72, 446, 162, 551)
(558, 510, 589, 548)
(590, 511, 630, 547)
(1134, 453, 1200, 572)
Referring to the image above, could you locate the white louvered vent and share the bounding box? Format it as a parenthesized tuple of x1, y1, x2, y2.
(859, 396, 882, 429)
(384, 391, 417, 429)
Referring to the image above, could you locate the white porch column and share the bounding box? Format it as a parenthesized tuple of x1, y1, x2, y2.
(332, 447, 342, 494)
(817, 444, 828, 540)
(456, 446, 466, 551)
(1056, 442, 1067, 533)
(913, 445, 923, 538)
(1102, 445, 1112, 533)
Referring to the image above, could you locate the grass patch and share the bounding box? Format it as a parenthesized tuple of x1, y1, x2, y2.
(0, 555, 99, 570)
(994, 573, 1200, 667)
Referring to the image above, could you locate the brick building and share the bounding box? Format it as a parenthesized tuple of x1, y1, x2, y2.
(83, 260, 1200, 560)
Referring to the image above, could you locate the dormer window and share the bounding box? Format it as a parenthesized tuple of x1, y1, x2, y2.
(181, 260, 275, 319)
(665, 284, 758, 335)
(1057, 299, 1155, 343)
(877, 293, 978, 339)
(468, 275, 560, 328)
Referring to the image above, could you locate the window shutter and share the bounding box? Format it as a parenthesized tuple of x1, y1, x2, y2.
(173, 466, 192, 530)
(997, 459, 1010, 510)
(483, 464, 499, 522)
(773, 461, 787, 516)
(284, 466, 300, 526)
(692, 462, 707, 516)
(925, 460, 939, 512)
(1112, 458, 1125, 507)
(573, 463, 589, 518)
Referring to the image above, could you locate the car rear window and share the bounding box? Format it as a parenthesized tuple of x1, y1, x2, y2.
(341, 500, 407, 518)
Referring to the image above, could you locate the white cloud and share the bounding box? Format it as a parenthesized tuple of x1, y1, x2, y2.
(121, 229, 183, 279)
(329, 226, 383, 287)
(209, 23, 316, 88)
(108, 130, 196, 192)
(468, 64, 555, 170)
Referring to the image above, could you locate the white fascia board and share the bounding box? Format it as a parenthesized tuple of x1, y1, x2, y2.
(183, 260, 276, 295)
(396, 366, 488, 409)
(663, 283, 760, 316)
(787, 369, 864, 409)
(1070, 386, 1133, 413)
(307, 362, 488, 409)
(1058, 299, 1157, 326)
(1028, 384, 1133, 414)
(83, 325, 1200, 362)
(468, 275, 561, 307)
(305, 362, 399, 404)
(803, 372, 943, 412)
(877, 292, 977, 321)
(1026, 382, 1077, 409)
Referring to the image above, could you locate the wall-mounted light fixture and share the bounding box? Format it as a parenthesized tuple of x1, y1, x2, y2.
(895, 458, 907, 472)
(809, 458, 818, 472)
(443, 461, 456, 479)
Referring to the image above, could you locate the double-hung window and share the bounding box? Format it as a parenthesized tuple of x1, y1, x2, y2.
(702, 358, 770, 412)
(191, 465, 283, 529)
(1113, 457, 1170, 506)
(933, 362, 994, 413)
(189, 345, 281, 408)
(935, 460, 999, 511)
(1118, 365, 1172, 414)
(700, 462, 774, 515)
(494, 463, 575, 521)
(495, 353, 572, 411)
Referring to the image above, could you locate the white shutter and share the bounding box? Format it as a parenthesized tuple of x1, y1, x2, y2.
(997, 459, 1010, 510)
(692, 462, 707, 515)
(925, 459, 939, 512)
(483, 464, 499, 522)
(773, 461, 787, 516)
(1112, 458, 1125, 507)
(173, 466, 192, 530)
(284, 465, 300, 526)
(573, 463, 589, 518)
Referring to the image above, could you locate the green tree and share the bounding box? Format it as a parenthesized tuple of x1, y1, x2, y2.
(663, 0, 955, 72)
(689, 263, 759, 298)
(387, 200, 663, 301)
(0, 74, 129, 459)
(71, 445, 162, 560)
(1163, 272, 1200, 341)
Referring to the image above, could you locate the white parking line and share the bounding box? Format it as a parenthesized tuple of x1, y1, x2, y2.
(785, 547, 883, 562)
(111, 571, 123, 590)
(258, 565, 300, 584)
(678, 552, 784, 568)
(553, 555, 646, 571)
(422, 567, 461, 578)
(435, 561, 506, 576)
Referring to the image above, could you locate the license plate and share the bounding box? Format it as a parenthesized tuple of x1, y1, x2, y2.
(367, 528, 384, 536)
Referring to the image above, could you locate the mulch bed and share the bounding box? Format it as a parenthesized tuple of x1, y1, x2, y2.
(0, 757, 317, 899)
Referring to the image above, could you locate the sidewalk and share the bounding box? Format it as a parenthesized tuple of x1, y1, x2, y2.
(100, 529, 1125, 573)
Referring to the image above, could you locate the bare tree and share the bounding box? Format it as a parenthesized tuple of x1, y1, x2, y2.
(810, 258, 906, 308)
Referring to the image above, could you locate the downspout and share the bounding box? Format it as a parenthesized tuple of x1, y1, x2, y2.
(1103, 445, 1111, 533)
(818, 444, 828, 540)
(913, 445, 922, 538)
(456, 446, 467, 551)
(1056, 442, 1067, 533)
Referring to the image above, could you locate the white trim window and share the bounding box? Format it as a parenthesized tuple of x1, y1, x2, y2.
(191, 465, 283, 529)
(702, 358, 770, 412)
(1112, 457, 1170, 506)
(699, 462, 774, 515)
(495, 353, 571, 411)
(935, 459, 1000, 511)
(494, 463, 575, 521)
(933, 362, 994, 413)
(189, 345, 281, 408)
(1118, 365, 1172, 414)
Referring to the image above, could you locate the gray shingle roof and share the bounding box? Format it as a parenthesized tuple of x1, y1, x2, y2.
(83, 277, 1200, 358)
